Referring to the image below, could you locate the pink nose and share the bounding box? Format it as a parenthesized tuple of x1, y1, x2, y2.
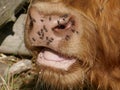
(28, 10, 77, 47)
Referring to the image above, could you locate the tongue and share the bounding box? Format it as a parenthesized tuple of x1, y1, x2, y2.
(43, 51, 65, 61)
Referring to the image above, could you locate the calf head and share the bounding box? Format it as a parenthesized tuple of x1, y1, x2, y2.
(25, 0, 120, 90)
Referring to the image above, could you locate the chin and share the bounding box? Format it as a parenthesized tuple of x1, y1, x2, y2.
(34, 47, 88, 90)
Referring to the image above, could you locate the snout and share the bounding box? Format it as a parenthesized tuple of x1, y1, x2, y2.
(28, 6, 77, 48)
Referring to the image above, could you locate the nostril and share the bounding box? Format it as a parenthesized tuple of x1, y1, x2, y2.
(49, 14, 75, 31)
(53, 19, 74, 31)
(56, 24, 66, 30)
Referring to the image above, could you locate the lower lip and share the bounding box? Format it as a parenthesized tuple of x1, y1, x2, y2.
(37, 52, 76, 70)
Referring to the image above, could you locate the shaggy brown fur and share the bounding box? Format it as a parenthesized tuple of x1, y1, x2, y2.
(25, 0, 120, 90)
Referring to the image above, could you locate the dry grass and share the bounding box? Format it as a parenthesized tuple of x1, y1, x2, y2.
(0, 72, 22, 90)
(0, 54, 37, 90)
(0, 70, 37, 90)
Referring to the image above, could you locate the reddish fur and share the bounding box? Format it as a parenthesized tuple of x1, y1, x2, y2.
(25, 0, 120, 90)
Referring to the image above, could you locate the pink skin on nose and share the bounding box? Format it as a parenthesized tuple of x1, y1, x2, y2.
(28, 7, 78, 49)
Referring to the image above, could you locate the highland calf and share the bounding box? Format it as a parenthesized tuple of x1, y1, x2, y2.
(25, 0, 120, 90)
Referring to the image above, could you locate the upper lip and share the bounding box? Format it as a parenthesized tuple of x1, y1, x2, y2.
(36, 47, 73, 60)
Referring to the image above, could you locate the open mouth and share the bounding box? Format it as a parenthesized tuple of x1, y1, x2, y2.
(36, 48, 76, 70)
